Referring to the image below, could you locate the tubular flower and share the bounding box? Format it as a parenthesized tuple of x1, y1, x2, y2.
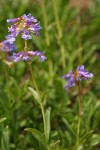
(9, 51, 47, 62)
(7, 13, 42, 42)
(5, 34, 16, 44)
(0, 40, 17, 52)
(62, 65, 93, 90)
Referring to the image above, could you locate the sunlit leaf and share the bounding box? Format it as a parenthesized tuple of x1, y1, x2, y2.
(1, 126, 10, 150)
(28, 87, 40, 103)
(45, 107, 51, 142)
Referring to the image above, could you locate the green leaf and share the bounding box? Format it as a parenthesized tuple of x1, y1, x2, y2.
(45, 107, 51, 142)
(28, 87, 40, 103)
(80, 130, 93, 143)
(1, 126, 10, 150)
(65, 131, 72, 146)
(25, 128, 47, 147)
(41, 89, 55, 102)
(62, 118, 76, 140)
(90, 134, 100, 147)
(0, 117, 7, 123)
(50, 140, 60, 150)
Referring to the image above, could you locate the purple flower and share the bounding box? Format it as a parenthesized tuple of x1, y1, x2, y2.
(21, 30, 32, 40)
(29, 22, 42, 36)
(5, 34, 16, 44)
(62, 65, 93, 90)
(0, 40, 17, 52)
(9, 50, 47, 62)
(7, 18, 21, 23)
(7, 13, 42, 42)
(28, 51, 47, 62)
(23, 13, 37, 23)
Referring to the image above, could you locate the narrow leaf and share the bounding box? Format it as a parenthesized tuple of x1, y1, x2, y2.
(1, 126, 10, 150)
(80, 130, 93, 143)
(62, 118, 76, 139)
(25, 128, 47, 147)
(45, 107, 51, 142)
(28, 87, 40, 103)
(0, 117, 7, 123)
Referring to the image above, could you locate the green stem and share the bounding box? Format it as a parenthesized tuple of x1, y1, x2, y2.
(52, 0, 66, 68)
(77, 16, 82, 63)
(28, 63, 39, 93)
(28, 63, 47, 141)
(52, 0, 62, 38)
(40, 0, 50, 47)
(76, 82, 82, 148)
(24, 40, 28, 51)
(28, 62, 48, 143)
(25, 40, 48, 143)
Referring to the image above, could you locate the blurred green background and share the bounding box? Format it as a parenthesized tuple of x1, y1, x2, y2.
(0, 0, 100, 149)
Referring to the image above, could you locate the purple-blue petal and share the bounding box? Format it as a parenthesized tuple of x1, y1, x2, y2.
(62, 71, 73, 79)
(22, 30, 32, 40)
(5, 34, 16, 44)
(0, 40, 17, 52)
(29, 51, 47, 61)
(62, 65, 93, 90)
(7, 14, 42, 40)
(9, 50, 47, 62)
(77, 65, 85, 71)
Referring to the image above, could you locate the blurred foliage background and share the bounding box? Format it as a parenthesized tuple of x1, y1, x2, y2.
(0, 0, 100, 149)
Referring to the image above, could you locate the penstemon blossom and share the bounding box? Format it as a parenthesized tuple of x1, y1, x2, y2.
(6, 13, 47, 63)
(9, 51, 47, 62)
(0, 40, 17, 52)
(62, 65, 93, 90)
(6, 13, 42, 43)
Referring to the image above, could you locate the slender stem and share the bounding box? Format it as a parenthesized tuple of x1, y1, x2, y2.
(77, 82, 82, 115)
(24, 41, 39, 94)
(40, 0, 50, 47)
(52, 0, 62, 38)
(52, 0, 66, 68)
(28, 64, 48, 143)
(29, 64, 48, 142)
(25, 40, 48, 143)
(28, 63, 47, 141)
(76, 82, 82, 148)
(28, 63, 39, 93)
(40, 0, 54, 91)
(24, 40, 28, 51)
(77, 16, 82, 63)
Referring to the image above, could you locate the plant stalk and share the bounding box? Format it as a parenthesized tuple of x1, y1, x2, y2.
(29, 63, 48, 142)
(40, 0, 50, 47)
(26, 51, 47, 144)
(76, 81, 82, 148)
(52, 0, 66, 68)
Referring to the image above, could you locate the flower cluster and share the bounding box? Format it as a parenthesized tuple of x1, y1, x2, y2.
(9, 51, 47, 62)
(2, 13, 47, 63)
(6, 13, 42, 43)
(0, 40, 17, 52)
(62, 65, 93, 90)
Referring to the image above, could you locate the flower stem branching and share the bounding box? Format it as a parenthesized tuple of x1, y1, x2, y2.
(25, 41, 49, 147)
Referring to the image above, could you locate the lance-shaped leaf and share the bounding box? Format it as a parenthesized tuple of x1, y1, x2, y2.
(25, 128, 48, 148)
(1, 126, 10, 150)
(28, 87, 41, 103)
(45, 107, 51, 142)
(62, 118, 76, 140)
(0, 117, 7, 123)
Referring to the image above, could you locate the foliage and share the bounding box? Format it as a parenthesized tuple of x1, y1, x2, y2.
(0, 0, 100, 149)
